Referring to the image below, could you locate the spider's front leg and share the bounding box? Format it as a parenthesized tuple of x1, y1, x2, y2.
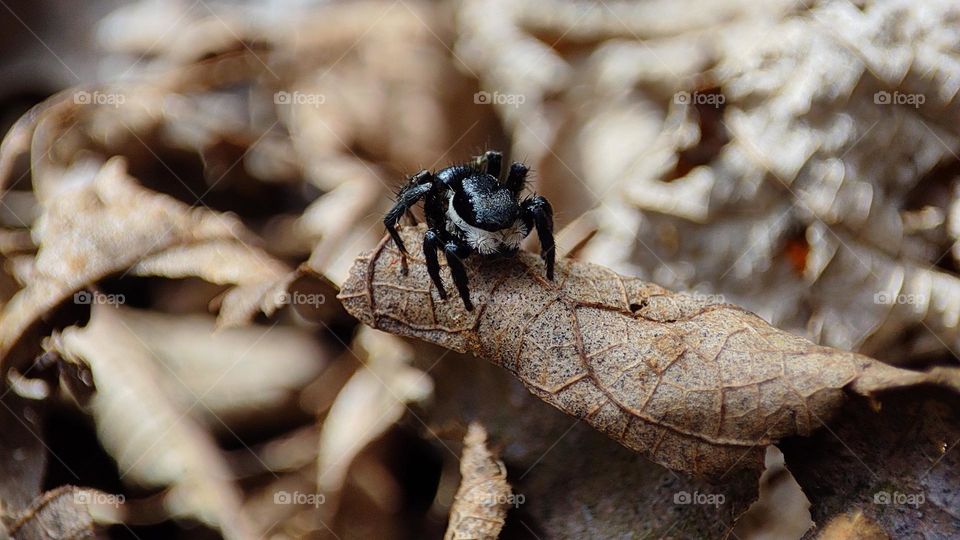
(422, 228, 447, 299)
(384, 170, 434, 273)
(443, 238, 474, 311)
(521, 195, 555, 280)
(422, 230, 474, 311)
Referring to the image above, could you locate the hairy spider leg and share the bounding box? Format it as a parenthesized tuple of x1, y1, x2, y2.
(443, 237, 474, 311)
(503, 162, 529, 192)
(423, 181, 477, 310)
(521, 195, 555, 280)
(422, 228, 447, 299)
(384, 170, 434, 273)
(473, 150, 503, 179)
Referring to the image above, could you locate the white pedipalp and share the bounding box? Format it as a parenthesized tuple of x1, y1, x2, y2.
(446, 193, 528, 254)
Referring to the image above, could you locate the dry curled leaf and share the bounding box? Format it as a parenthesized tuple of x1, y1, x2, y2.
(48, 305, 257, 540)
(781, 389, 960, 538)
(6, 486, 96, 540)
(339, 226, 960, 479)
(317, 327, 432, 517)
(0, 156, 289, 377)
(444, 423, 511, 540)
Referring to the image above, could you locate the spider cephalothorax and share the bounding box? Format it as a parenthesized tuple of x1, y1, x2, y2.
(384, 151, 555, 311)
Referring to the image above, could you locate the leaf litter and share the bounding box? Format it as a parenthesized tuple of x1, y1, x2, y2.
(0, 0, 959, 537)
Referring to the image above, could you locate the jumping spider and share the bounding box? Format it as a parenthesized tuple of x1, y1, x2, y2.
(384, 151, 555, 311)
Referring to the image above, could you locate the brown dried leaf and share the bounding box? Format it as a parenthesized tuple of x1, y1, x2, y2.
(49, 305, 258, 540)
(444, 423, 511, 540)
(317, 327, 432, 515)
(338, 226, 960, 479)
(129, 240, 292, 328)
(417, 343, 761, 538)
(88, 306, 325, 431)
(0, 156, 288, 374)
(6, 486, 95, 540)
(782, 389, 960, 538)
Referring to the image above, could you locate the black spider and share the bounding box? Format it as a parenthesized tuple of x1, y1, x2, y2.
(384, 151, 555, 311)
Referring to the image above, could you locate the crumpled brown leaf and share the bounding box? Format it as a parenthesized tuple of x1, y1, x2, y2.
(781, 389, 960, 539)
(444, 423, 512, 540)
(48, 304, 258, 540)
(316, 327, 432, 517)
(338, 226, 960, 479)
(5, 486, 95, 540)
(0, 156, 289, 375)
(458, 0, 960, 364)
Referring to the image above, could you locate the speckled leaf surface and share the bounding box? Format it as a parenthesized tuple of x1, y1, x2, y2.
(339, 226, 960, 479)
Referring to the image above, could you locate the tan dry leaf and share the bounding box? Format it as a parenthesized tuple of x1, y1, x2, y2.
(0, 156, 289, 374)
(317, 327, 432, 513)
(6, 486, 95, 540)
(338, 226, 960, 479)
(444, 423, 511, 540)
(88, 306, 325, 431)
(128, 240, 293, 328)
(49, 304, 257, 540)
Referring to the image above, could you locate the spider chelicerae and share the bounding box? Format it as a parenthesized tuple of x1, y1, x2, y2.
(383, 150, 555, 311)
